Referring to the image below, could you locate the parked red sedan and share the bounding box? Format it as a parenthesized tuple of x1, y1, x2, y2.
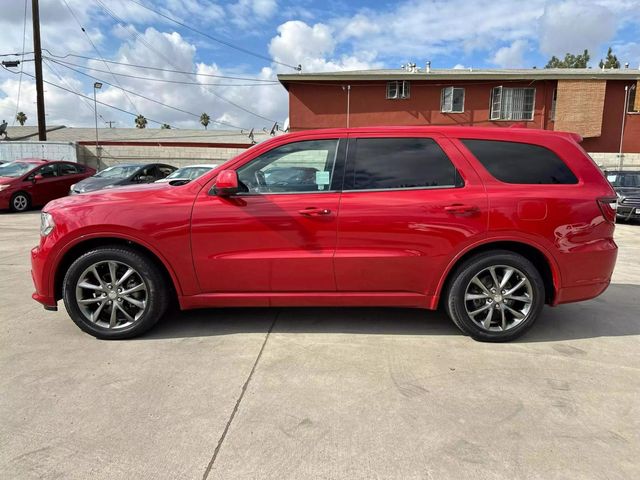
(31, 127, 618, 341)
(0, 159, 95, 212)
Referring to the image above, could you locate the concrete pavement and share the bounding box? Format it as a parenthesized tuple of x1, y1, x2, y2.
(1, 211, 638, 479)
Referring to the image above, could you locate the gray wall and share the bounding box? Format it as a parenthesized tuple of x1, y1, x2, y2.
(0, 142, 78, 163)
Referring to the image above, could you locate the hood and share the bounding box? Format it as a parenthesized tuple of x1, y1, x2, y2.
(0, 176, 17, 185)
(71, 176, 128, 193)
(615, 186, 640, 198)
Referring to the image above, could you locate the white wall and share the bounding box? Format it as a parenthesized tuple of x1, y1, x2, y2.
(0, 142, 78, 163)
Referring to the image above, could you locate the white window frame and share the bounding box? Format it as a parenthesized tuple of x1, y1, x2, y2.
(441, 86, 465, 113)
(490, 86, 536, 121)
(386, 80, 410, 100)
(627, 84, 639, 114)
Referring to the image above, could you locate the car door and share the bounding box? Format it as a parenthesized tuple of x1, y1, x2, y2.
(191, 137, 345, 294)
(334, 134, 488, 298)
(27, 163, 61, 206)
(57, 162, 85, 195)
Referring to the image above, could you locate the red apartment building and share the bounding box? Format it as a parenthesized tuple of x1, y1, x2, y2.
(278, 67, 640, 164)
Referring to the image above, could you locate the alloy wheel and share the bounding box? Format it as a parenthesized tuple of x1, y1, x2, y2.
(75, 260, 148, 329)
(463, 265, 533, 332)
(13, 194, 28, 211)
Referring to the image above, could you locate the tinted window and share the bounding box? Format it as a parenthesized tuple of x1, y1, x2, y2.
(59, 163, 81, 175)
(237, 139, 338, 193)
(37, 164, 58, 178)
(346, 138, 460, 191)
(462, 139, 578, 184)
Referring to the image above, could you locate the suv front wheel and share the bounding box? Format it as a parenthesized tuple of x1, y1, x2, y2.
(446, 250, 545, 342)
(62, 246, 169, 339)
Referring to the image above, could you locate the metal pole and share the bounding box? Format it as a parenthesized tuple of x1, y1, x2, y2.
(93, 87, 99, 163)
(618, 85, 629, 171)
(31, 0, 46, 140)
(344, 84, 351, 128)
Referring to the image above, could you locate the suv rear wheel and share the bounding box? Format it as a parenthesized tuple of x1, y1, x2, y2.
(446, 250, 545, 342)
(62, 246, 169, 339)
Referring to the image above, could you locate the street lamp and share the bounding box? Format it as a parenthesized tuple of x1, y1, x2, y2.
(93, 82, 102, 166)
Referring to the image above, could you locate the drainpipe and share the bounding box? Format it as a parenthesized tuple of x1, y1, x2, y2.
(618, 85, 629, 171)
(342, 85, 351, 128)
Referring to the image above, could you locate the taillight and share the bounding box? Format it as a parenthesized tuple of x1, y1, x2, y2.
(597, 197, 618, 224)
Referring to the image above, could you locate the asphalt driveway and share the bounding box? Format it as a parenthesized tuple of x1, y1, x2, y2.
(1, 211, 639, 479)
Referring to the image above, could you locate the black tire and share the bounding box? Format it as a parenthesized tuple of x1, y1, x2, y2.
(62, 246, 169, 339)
(445, 250, 545, 342)
(9, 191, 31, 212)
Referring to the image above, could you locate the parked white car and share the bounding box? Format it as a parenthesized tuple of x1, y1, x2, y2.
(154, 164, 218, 183)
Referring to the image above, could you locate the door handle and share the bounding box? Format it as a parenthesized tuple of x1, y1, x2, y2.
(444, 204, 479, 215)
(299, 207, 332, 216)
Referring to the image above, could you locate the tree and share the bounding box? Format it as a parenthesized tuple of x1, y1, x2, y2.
(135, 115, 147, 129)
(545, 49, 590, 68)
(599, 47, 620, 69)
(15, 111, 27, 126)
(200, 112, 210, 130)
(161, 123, 171, 129)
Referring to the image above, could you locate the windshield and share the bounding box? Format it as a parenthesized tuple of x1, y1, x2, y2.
(166, 166, 215, 180)
(0, 161, 35, 178)
(95, 165, 139, 179)
(607, 172, 640, 188)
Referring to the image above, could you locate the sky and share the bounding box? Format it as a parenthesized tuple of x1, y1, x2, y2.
(1, 0, 639, 132)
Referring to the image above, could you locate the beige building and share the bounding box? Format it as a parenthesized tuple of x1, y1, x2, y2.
(0, 126, 269, 169)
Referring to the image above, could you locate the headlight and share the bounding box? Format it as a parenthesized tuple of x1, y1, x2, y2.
(0, 184, 11, 192)
(40, 212, 55, 237)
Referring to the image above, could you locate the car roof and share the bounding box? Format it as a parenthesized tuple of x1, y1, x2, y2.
(12, 158, 47, 164)
(281, 126, 583, 143)
(176, 164, 217, 168)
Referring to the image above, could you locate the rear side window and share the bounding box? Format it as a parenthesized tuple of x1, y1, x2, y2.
(346, 138, 461, 191)
(461, 139, 578, 184)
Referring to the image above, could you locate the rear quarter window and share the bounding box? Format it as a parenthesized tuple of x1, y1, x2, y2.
(461, 139, 578, 184)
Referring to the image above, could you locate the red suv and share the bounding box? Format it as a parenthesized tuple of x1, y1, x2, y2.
(30, 127, 618, 341)
(0, 159, 95, 212)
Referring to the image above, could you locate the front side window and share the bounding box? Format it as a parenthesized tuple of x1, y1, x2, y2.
(462, 139, 578, 184)
(490, 86, 535, 121)
(237, 139, 338, 194)
(386, 81, 410, 99)
(345, 138, 461, 191)
(37, 164, 58, 178)
(441, 87, 465, 113)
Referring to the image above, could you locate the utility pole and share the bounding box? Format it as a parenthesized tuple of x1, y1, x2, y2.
(32, 0, 47, 141)
(106, 121, 116, 128)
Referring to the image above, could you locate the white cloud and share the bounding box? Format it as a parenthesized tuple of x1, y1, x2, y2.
(538, 1, 617, 59)
(269, 20, 381, 73)
(491, 40, 530, 68)
(228, 0, 278, 27)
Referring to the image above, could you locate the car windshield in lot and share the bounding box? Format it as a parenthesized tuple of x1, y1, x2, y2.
(0, 161, 35, 178)
(165, 166, 215, 180)
(95, 165, 140, 179)
(607, 172, 640, 188)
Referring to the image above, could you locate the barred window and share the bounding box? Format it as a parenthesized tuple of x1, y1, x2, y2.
(490, 86, 535, 121)
(386, 81, 410, 99)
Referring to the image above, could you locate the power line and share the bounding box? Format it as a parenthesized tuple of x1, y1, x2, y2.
(42, 50, 278, 82)
(43, 58, 109, 125)
(92, 0, 278, 124)
(61, 0, 140, 115)
(49, 59, 246, 130)
(126, 0, 300, 71)
(0, 51, 34, 57)
(12, 0, 29, 126)
(46, 57, 279, 87)
(2, 64, 173, 128)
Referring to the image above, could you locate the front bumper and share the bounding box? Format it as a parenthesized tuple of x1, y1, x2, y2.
(31, 245, 57, 309)
(616, 206, 640, 220)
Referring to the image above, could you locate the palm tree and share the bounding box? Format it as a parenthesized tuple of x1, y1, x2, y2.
(160, 123, 171, 129)
(15, 111, 27, 126)
(135, 115, 147, 129)
(200, 113, 210, 130)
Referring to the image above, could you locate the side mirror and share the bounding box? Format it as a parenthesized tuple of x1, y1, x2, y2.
(33, 174, 44, 183)
(214, 170, 239, 196)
